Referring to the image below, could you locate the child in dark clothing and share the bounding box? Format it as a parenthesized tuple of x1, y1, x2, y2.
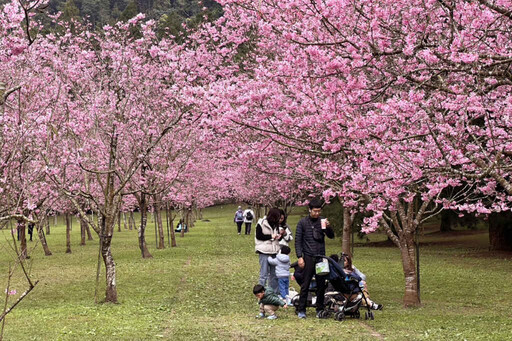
(253, 284, 287, 320)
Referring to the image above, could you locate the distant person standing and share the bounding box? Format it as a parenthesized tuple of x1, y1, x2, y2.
(295, 198, 334, 319)
(243, 206, 255, 235)
(234, 206, 244, 235)
(27, 222, 34, 241)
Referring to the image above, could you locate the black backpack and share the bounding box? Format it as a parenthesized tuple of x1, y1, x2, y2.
(246, 211, 253, 220)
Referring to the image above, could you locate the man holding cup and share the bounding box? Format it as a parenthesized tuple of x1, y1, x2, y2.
(294, 198, 334, 319)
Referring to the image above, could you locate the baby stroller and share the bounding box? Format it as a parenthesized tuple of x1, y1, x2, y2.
(318, 255, 376, 321)
(290, 276, 317, 311)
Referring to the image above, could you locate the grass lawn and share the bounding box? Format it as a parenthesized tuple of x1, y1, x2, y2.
(1, 204, 511, 340)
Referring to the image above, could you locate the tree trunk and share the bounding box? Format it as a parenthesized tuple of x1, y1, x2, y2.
(46, 216, 50, 235)
(37, 217, 52, 256)
(169, 207, 177, 247)
(400, 234, 420, 307)
(342, 207, 352, 257)
(100, 235, 117, 303)
(154, 199, 165, 249)
(99, 132, 119, 304)
(489, 211, 512, 251)
(129, 212, 135, 230)
(54, 215, 57, 227)
(18, 221, 27, 260)
(80, 217, 87, 246)
(181, 211, 187, 238)
(117, 211, 121, 232)
(188, 208, 194, 228)
(137, 193, 153, 258)
(123, 212, 128, 229)
(86, 219, 94, 241)
(380, 199, 431, 308)
(65, 214, 72, 253)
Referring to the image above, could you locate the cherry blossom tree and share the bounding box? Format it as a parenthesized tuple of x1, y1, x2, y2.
(204, 0, 512, 306)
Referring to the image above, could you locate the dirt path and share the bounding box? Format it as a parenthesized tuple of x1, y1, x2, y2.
(358, 320, 385, 340)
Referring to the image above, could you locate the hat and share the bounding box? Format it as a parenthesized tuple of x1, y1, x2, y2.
(238, 206, 242, 209)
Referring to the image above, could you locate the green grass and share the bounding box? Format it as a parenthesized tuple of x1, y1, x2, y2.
(1, 205, 511, 340)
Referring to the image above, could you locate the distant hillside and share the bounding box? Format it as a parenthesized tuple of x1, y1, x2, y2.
(1, 0, 223, 32)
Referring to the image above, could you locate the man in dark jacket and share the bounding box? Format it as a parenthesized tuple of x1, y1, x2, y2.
(294, 198, 334, 319)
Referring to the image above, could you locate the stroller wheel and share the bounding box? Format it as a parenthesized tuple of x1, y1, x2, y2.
(354, 311, 360, 319)
(317, 310, 331, 319)
(334, 312, 345, 321)
(364, 312, 369, 320)
(369, 311, 375, 320)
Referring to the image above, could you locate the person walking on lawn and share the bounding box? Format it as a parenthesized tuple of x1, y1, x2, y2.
(234, 206, 244, 235)
(243, 206, 255, 235)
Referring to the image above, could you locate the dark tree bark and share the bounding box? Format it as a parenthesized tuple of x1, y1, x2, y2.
(65, 214, 72, 253)
(489, 211, 512, 251)
(136, 191, 153, 258)
(342, 205, 354, 257)
(18, 221, 27, 260)
(37, 216, 52, 256)
(117, 211, 122, 232)
(169, 206, 177, 247)
(381, 199, 432, 307)
(188, 208, 194, 228)
(153, 197, 165, 249)
(86, 218, 94, 241)
(45, 216, 50, 235)
(129, 211, 135, 230)
(80, 218, 87, 245)
(123, 212, 128, 229)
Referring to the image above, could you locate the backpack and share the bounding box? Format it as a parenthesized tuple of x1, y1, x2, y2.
(246, 211, 253, 220)
(236, 211, 244, 220)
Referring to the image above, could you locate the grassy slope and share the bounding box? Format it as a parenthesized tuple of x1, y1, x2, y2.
(0, 205, 511, 340)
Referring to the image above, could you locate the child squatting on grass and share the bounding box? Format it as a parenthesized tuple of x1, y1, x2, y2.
(253, 284, 288, 320)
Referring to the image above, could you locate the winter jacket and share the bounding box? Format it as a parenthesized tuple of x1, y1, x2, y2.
(278, 224, 293, 246)
(267, 253, 291, 278)
(295, 216, 334, 258)
(259, 287, 285, 307)
(234, 209, 244, 222)
(243, 209, 255, 223)
(255, 217, 281, 255)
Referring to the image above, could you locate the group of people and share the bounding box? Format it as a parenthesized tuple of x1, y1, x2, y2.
(174, 219, 188, 233)
(251, 199, 382, 320)
(233, 205, 256, 235)
(16, 222, 34, 242)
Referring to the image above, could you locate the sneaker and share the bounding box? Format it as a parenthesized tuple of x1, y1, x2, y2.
(297, 311, 306, 319)
(371, 303, 383, 311)
(238, 233, 241, 235)
(256, 313, 265, 319)
(267, 315, 278, 320)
